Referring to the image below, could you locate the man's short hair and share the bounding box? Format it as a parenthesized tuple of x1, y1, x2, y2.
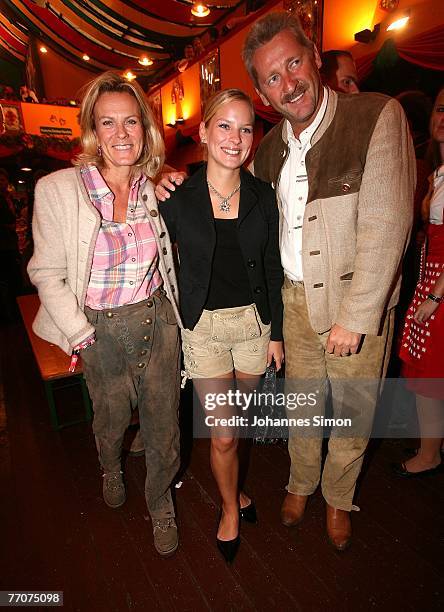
(319, 50, 354, 84)
(242, 11, 313, 89)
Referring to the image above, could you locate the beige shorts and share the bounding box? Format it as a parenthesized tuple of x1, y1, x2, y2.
(181, 304, 271, 378)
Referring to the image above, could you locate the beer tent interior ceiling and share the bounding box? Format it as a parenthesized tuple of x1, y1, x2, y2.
(1, 0, 247, 85)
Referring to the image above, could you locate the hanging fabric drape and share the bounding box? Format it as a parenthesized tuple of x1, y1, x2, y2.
(397, 25, 444, 71)
(356, 25, 444, 81)
(253, 98, 281, 125)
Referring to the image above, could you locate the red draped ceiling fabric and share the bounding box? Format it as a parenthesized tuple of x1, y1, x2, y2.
(253, 98, 282, 124)
(356, 25, 444, 81)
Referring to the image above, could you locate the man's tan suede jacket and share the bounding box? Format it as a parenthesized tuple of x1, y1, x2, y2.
(28, 167, 182, 355)
(252, 88, 416, 335)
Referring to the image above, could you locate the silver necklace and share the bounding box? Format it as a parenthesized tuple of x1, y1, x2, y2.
(207, 178, 241, 213)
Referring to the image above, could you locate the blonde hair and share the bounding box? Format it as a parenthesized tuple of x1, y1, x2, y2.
(203, 88, 255, 126)
(242, 12, 314, 90)
(74, 71, 164, 178)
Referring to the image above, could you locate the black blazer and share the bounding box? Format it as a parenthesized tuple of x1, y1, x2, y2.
(158, 165, 284, 340)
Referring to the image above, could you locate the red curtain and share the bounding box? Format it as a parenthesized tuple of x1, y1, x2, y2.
(253, 98, 281, 124)
(356, 25, 444, 81)
(397, 25, 444, 71)
(355, 52, 377, 82)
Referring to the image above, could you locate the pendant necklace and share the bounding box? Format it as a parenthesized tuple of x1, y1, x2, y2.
(207, 178, 241, 213)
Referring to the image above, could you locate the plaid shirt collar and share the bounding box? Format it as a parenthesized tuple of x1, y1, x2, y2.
(80, 165, 147, 203)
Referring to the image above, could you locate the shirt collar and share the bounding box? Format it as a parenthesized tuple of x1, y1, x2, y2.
(286, 86, 329, 145)
(81, 165, 146, 202)
(435, 164, 444, 180)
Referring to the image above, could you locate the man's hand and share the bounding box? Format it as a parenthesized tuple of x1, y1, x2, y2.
(267, 340, 284, 371)
(326, 324, 362, 357)
(155, 171, 187, 201)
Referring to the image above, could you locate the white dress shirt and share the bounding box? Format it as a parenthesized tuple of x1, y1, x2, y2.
(278, 87, 328, 281)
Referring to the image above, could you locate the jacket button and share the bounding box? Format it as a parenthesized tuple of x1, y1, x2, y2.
(140, 349, 147, 356)
(342, 183, 351, 192)
(146, 300, 153, 308)
(106, 312, 114, 318)
(247, 259, 256, 268)
(143, 335, 150, 341)
(137, 362, 146, 368)
(254, 286, 262, 294)
(162, 247, 167, 255)
(171, 286, 175, 292)
(160, 231, 166, 238)
(150, 209, 158, 217)
(142, 194, 148, 201)
(145, 317, 152, 324)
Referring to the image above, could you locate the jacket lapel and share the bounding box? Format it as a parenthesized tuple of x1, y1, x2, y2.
(184, 164, 215, 231)
(238, 168, 258, 226)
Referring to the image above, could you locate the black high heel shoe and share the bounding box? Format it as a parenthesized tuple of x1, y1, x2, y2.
(216, 510, 240, 564)
(216, 535, 240, 564)
(239, 501, 258, 524)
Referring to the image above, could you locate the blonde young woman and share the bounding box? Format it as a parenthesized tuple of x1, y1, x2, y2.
(158, 89, 284, 562)
(28, 71, 182, 557)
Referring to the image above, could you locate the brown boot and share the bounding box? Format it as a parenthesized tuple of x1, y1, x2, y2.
(280, 492, 308, 527)
(326, 503, 351, 551)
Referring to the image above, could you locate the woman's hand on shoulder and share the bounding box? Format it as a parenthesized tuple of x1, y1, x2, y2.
(267, 340, 284, 371)
(155, 171, 187, 201)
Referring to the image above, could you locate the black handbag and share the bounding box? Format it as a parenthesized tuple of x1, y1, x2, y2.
(253, 364, 287, 445)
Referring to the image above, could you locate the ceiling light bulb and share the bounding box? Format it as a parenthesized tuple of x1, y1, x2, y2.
(138, 56, 153, 66)
(123, 70, 136, 81)
(39, 46, 48, 53)
(82, 54, 90, 61)
(386, 15, 409, 31)
(191, 3, 210, 17)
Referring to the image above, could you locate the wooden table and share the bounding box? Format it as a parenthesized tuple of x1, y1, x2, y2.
(17, 294, 92, 430)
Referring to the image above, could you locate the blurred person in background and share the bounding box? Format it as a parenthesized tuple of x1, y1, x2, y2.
(320, 50, 360, 94)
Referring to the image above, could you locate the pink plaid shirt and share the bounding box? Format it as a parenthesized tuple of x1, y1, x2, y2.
(81, 165, 162, 309)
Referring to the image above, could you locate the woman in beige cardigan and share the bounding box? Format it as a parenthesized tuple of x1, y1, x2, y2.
(28, 71, 182, 557)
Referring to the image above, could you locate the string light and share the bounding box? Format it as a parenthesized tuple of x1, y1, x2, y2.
(191, 3, 210, 17)
(138, 56, 153, 66)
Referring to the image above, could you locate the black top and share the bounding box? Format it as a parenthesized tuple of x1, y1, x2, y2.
(204, 218, 252, 310)
(158, 165, 284, 341)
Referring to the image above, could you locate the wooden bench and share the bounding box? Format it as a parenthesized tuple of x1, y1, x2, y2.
(17, 294, 93, 430)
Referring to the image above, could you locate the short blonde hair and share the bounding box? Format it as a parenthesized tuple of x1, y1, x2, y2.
(242, 12, 314, 90)
(203, 88, 255, 126)
(74, 71, 164, 178)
